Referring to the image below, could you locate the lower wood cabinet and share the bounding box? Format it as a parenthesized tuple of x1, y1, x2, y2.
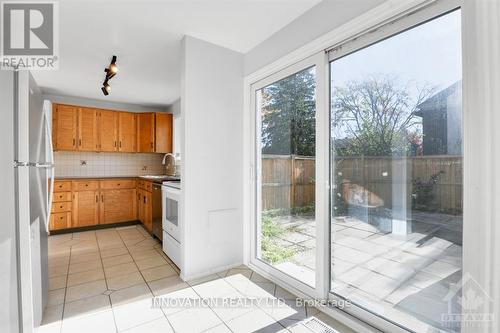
(100, 189, 137, 224)
(50, 179, 139, 231)
(50, 212, 71, 230)
(72, 190, 100, 228)
(137, 188, 152, 232)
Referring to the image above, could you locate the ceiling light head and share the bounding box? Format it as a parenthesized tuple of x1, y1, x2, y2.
(109, 63, 118, 74)
(101, 55, 117, 96)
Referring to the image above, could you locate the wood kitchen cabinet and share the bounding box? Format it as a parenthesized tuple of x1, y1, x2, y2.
(50, 181, 72, 230)
(155, 113, 173, 153)
(118, 112, 136, 152)
(52, 104, 172, 154)
(137, 112, 172, 153)
(100, 179, 137, 224)
(78, 107, 98, 151)
(137, 180, 153, 232)
(137, 113, 155, 153)
(98, 109, 118, 152)
(72, 190, 99, 228)
(139, 190, 152, 232)
(53, 104, 78, 150)
(49, 178, 142, 232)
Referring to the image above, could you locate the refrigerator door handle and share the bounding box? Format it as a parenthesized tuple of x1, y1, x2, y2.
(28, 162, 55, 168)
(44, 104, 55, 234)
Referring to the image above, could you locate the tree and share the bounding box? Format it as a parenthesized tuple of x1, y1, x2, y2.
(332, 76, 433, 157)
(260, 68, 316, 156)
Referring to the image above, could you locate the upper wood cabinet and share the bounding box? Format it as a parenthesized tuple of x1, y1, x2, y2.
(118, 112, 136, 152)
(137, 113, 155, 153)
(53, 104, 78, 150)
(137, 112, 173, 153)
(52, 104, 172, 154)
(78, 108, 98, 151)
(98, 109, 118, 152)
(155, 113, 173, 153)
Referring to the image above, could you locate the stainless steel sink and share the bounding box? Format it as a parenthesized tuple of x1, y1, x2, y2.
(140, 175, 180, 181)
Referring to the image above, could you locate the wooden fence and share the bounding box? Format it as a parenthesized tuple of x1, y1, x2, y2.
(261, 154, 462, 214)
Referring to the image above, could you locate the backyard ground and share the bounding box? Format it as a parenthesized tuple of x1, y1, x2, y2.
(262, 211, 463, 333)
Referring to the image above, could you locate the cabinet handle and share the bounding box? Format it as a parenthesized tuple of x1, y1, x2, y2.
(143, 196, 146, 204)
(119, 141, 122, 148)
(79, 139, 82, 146)
(96, 195, 98, 203)
(73, 138, 75, 146)
(114, 141, 117, 147)
(101, 195, 104, 203)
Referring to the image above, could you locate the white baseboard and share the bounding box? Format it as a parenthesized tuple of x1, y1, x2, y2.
(180, 261, 243, 281)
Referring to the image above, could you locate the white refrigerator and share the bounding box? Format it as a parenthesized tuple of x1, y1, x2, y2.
(0, 69, 54, 332)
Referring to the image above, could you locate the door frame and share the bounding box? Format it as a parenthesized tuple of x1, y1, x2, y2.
(248, 52, 329, 299)
(243, 0, 465, 332)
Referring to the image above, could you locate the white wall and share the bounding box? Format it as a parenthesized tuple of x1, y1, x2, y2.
(244, 0, 385, 75)
(180, 36, 243, 280)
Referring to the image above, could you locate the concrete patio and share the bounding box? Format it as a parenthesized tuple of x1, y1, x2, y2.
(267, 212, 463, 332)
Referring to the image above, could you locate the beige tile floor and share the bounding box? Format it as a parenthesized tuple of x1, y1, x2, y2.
(38, 225, 356, 333)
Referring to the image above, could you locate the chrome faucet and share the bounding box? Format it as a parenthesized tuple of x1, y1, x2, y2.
(162, 153, 178, 176)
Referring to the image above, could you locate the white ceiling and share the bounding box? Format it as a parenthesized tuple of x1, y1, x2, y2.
(33, 0, 323, 108)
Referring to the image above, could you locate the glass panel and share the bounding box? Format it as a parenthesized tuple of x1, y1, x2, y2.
(166, 198, 178, 226)
(257, 66, 316, 287)
(330, 10, 462, 332)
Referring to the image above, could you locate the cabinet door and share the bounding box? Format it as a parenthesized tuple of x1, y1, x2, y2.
(143, 191, 152, 232)
(118, 112, 136, 152)
(100, 189, 137, 224)
(54, 104, 77, 150)
(78, 108, 98, 151)
(137, 113, 155, 152)
(50, 212, 71, 231)
(98, 110, 118, 151)
(155, 113, 173, 153)
(137, 190, 144, 223)
(72, 191, 99, 227)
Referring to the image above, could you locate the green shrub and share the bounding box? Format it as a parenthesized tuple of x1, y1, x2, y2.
(260, 215, 294, 263)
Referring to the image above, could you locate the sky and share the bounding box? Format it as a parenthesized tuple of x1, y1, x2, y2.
(331, 9, 462, 95)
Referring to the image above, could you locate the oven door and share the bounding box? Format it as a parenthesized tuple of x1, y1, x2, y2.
(162, 185, 180, 242)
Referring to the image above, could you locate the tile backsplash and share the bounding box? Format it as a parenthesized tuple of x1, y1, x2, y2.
(54, 151, 165, 177)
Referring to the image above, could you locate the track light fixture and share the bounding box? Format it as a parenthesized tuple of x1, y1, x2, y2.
(101, 55, 118, 96)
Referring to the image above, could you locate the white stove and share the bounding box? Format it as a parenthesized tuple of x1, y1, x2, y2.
(161, 181, 181, 267)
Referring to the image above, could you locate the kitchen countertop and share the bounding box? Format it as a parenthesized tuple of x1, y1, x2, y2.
(55, 175, 181, 184)
(55, 176, 139, 180)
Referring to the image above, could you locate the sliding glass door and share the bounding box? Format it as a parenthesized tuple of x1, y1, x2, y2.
(330, 9, 462, 332)
(255, 64, 318, 287)
(251, 5, 463, 333)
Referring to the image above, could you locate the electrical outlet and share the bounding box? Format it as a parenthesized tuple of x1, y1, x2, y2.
(142, 166, 147, 171)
